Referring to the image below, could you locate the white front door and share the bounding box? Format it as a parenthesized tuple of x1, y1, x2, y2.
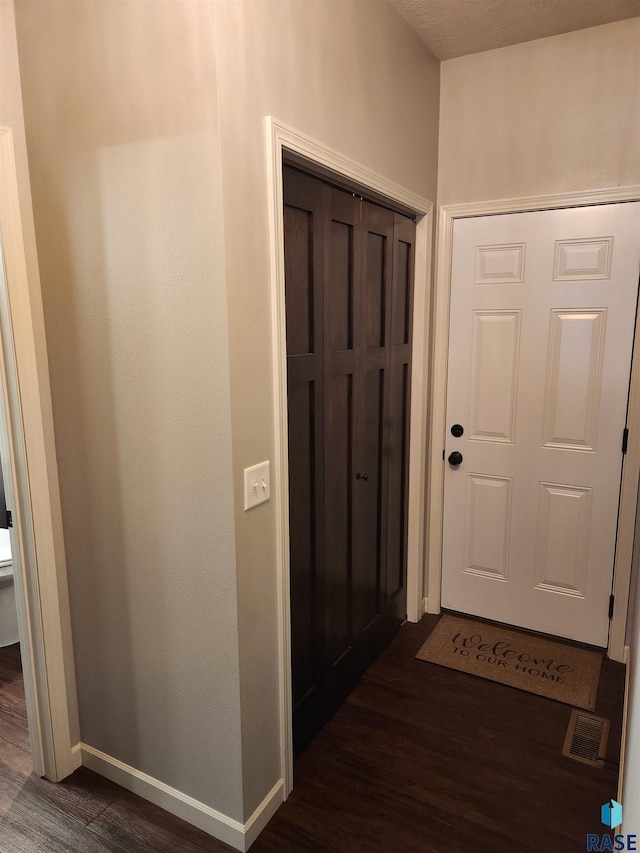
(441, 203, 640, 647)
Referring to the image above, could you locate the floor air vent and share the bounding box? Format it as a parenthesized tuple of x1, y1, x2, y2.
(562, 709, 609, 768)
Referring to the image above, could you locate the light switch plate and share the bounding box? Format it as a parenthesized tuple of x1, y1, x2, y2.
(243, 461, 270, 511)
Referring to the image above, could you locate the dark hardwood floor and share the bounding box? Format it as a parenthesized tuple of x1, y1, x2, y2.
(0, 616, 626, 852)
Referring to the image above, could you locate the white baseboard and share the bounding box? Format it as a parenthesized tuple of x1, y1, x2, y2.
(48, 740, 82, 782)
(425, 597, 441, 616)
(244, 780, 285, 849)
(70, 741, 83, 771)
(422, 597, 429, 616)
(80, 743, 284, 852)
(619, 645, 632, 808)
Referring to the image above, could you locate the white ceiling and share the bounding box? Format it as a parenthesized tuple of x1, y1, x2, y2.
(391, 0, 640, 60)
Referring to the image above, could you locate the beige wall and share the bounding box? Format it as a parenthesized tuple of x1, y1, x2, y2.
(14, 0, 244, 819)
(438, 18, 640, 205)
(214, 0, 439, 817)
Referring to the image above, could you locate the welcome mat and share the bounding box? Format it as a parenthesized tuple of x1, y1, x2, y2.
(416, 615, 602, 710)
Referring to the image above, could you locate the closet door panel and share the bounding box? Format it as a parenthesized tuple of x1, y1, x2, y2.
(385, 214, 415, 614)
(288, 380, 317, 707)
(386, 360, 410, 602)
(323, 187, 360, 670)
(323, 372, 353, 666)
(353, 203, 394, 641)
(351, 366, 384, 636)
(284, 167, 326, 749)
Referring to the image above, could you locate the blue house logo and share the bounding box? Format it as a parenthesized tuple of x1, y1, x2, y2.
(602, 800, 623, 830)
(587, 799, 636, 850)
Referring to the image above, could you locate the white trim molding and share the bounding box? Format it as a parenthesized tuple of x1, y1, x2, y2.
(618, 644, 632, 809)
(0, 126, 79, 780)
(428, 186, 640, 664)
(266, 117, 434, 796)
(243, 780, 285, 851)
(81, 744, 283, 852)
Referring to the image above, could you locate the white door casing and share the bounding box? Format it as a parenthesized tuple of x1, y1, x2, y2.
(0, 126, 80, 780)
(441, 203, 640, 647)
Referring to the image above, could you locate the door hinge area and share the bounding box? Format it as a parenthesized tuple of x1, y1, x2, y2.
(623, 428, 629, 454)
(609, 594, 615, 620)
(5, 510, 12, 528)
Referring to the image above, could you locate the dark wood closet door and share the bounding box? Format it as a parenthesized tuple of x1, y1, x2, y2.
(354, 201, 395, 660)
(284, 165, 415, 755)
(283, 168, 326, 749)
(321, 183, 362, 714)
(386, 213, 415, 620)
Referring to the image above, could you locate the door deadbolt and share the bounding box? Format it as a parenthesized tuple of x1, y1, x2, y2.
(451, 424, 464, 437)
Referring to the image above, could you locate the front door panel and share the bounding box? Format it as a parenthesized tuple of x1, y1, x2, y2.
(442, 203, 640, 646)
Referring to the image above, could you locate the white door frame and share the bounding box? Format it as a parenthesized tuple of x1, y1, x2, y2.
(427, 186, 640, 664)
(266, 117, 433, 795)
(0, 126, 80, 780)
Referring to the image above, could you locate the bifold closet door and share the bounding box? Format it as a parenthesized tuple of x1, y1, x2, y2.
(353, 202, 414, 659)
(284, 165, 415, 755)
(284, 168, 326, 753)
(386, 212, 415, 625)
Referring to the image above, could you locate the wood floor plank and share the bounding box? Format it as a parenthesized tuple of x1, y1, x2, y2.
(0, 618, 626, 853)
(0, 781, 130, 853)
(254, 616, 624, 853)
(0, 715, 31, 753)
(21, 769, 121, 828)
(85, 793, 230, 853)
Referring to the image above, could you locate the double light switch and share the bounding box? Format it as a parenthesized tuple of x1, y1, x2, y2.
(243, 461, 270, 511)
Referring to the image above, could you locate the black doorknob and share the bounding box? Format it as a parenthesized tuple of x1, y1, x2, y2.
(451, 424, 464, 438)
(448, 452, 463, 466)
(355, 472, 369, 481)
